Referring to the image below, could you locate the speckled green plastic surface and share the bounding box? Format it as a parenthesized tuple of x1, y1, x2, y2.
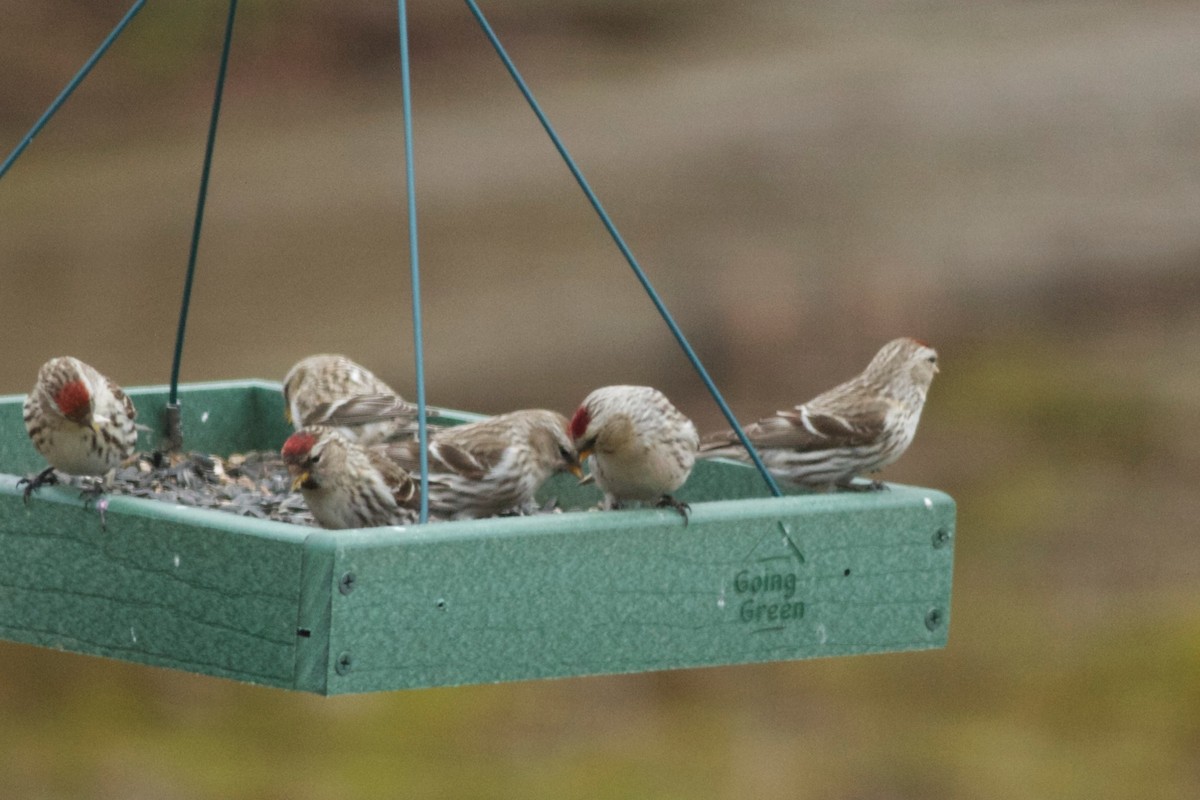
(0, 381, 955, 694)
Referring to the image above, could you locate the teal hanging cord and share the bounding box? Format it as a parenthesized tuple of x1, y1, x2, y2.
(0, 0, 147, 182)
(164, 0, 239, 451)
(462, 0, 784, 498)
(397, 0, 431, 523)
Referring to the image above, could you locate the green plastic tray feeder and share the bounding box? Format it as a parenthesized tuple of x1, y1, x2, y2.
(0, 381, 955, 694)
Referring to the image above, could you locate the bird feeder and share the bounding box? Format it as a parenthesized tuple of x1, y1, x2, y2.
(0, 2, 955, 694)
(0, 382, 953, 694)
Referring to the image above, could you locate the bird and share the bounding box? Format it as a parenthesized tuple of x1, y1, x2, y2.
(281, 426, 420, 529)
(699, 337, 939, 491)
(569, 385, 698, 520)
(386, 409, 582, 520)
(21, 356, 139, 503)
(282, 354, 431, 445)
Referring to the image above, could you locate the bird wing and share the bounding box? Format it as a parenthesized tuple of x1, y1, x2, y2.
(384, 437, 493, 481)
(365, 448, 420, 508)
(434, 415, 523, 473)
(777, 401, 891, 449)
(303, 393, 432, 427)
(428, 439, 492, 480)
(702, 398, 893, 452)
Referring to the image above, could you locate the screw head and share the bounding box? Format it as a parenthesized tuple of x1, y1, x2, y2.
(335, 652, 353, 676)
(925, 608, 945, 631)
(339, 572, 357, 595)
(932, 528, 951, 549)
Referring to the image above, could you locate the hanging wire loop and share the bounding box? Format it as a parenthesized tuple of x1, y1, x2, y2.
(396, 0, 431, 523)
(0, 0, 147, 183)
(462, 0, 784, 498)
(164, 0, 240, 452)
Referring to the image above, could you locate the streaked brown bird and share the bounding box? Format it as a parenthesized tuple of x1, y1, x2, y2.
(21, 356, 139, 502)
(387, 409, 581, 521)
(699, 337, 939, 491)
(282, 354, 430, 445)
(569, 385, 698, 520)
(282, 426, 420, 529)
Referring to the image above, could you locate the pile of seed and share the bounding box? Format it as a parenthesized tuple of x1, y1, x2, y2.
(106, 451, 572, 527)
(110, 451, 315, 526)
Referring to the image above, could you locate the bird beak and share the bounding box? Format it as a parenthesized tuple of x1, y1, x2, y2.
(284, 408, 293, 424)
(567, 462, 583, 479)
(290, 471, 308, 492)
(574, 446, 594, 484)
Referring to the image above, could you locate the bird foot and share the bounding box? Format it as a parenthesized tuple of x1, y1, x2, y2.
(656, 495, 691, 525)
(78, 479, 111, 531)
(17, 466, 58, 505)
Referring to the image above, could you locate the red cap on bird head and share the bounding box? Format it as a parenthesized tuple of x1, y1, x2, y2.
(568, 406, 591, 442)
(54, 380, 92, 423)
(282, 430, 318, 461)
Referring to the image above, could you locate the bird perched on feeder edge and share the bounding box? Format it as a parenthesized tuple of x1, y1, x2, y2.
(21, 356, 139, 505)
(698, 337, 939, 491)
(569, 385, 698, 522)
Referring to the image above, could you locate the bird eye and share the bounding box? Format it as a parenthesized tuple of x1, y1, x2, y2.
(927, 355, 937, 364)
(310, 454, 321, 464)
(558, 445, 571, 460)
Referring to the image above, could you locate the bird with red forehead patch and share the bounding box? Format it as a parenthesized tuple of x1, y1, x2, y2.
(282, 426, 421, 529)
(570, 385, 698, 521)
(699, 337, 939, 491)
(282, 354, 434, 446)
(21, 356, 139, 503)
(385, 409, 582, 521)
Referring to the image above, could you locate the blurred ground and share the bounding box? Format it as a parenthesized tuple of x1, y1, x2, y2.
(2, 2, 1199, 798)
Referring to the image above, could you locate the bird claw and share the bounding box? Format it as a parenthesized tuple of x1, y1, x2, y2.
(656, 495, 691, 525)
(17, 467, 58, 505)
(78, 478, 106, 502)
(81, 496, 111, 531)
(79, 480, 110, 531)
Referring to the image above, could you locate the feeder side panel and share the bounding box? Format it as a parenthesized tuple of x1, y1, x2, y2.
(316, 485, 955, 694)
(0, 479, 307, 689)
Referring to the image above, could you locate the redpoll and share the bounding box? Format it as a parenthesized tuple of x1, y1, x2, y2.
(282, 426, 420, 529)
(21, 356, 139, 502)
(388, 409, 581, 520)
(569, 385, 698, 520)
(283, 354, 429, 445)
(699, 337, 939, 491)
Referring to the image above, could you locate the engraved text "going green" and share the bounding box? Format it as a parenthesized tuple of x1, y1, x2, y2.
(734, 568, 804, 625)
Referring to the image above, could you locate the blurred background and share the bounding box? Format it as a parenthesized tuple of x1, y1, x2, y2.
(2, 1, 1199, 797)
